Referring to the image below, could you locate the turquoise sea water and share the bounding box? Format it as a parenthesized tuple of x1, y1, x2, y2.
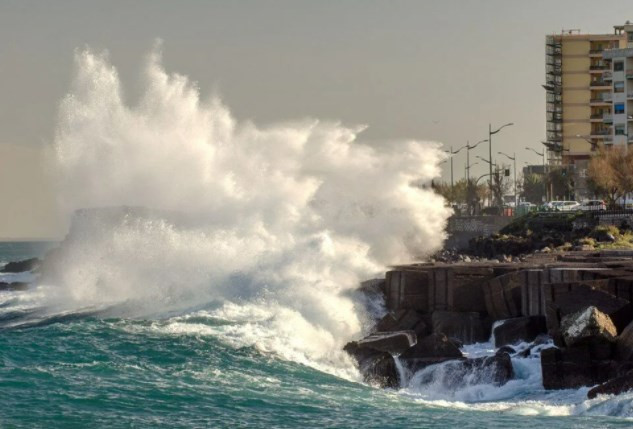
(1, 242, 633, 428)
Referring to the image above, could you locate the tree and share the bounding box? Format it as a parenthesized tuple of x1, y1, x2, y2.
(521, 173, 546, 204)
(587, 146, 633, 208)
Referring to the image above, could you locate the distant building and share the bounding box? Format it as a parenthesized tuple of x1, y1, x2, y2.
(544, 24, 632, 199)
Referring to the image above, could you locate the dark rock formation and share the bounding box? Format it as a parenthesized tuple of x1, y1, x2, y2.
(616, 320, 633, 361)
(343, 342, 400, 388)
(375, 309, 429, 338)
(431, 311, 487, 344)
(357, 331, 416, 355)
(493, 316, 547, 347)
(399, 333, 463, 373)
(588, 370, 633, 399)
(0, 282, 28, 291)
(541, 345, 618, 389)
(1, 257, 40, 273)
(413, 352, 514, 388)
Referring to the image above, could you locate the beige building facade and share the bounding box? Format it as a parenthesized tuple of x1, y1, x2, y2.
(545, 26, 628, 199)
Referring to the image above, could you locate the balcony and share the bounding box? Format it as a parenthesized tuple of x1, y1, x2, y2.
(628, 92, 633, 99)
(590, 64, 607, 71)
(589, 49, 605, 56)
(590, 80, 610, 87)
(627, 70, 633, 79)
(603, 114, 614, 123)
(604, 71, 613, 80)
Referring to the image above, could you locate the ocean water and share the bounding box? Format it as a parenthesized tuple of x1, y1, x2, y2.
(2, 46, 632, 427)
(1, 243, 633, 428)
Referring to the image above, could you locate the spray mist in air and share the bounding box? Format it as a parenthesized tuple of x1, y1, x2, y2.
(45, 46, 451, 373)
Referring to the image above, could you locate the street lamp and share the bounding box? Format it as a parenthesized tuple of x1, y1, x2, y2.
(443, 144, 467, 193)
(488, 122, 514, 204)
(465, 139, 488, 181)
(498, 151, 517, 208)
(526, 146, 549, 202)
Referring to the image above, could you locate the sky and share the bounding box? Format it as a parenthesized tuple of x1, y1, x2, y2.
(1, 0, 632, 239)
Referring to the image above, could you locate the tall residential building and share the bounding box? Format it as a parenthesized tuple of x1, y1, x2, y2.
(544, 26, 626, 199)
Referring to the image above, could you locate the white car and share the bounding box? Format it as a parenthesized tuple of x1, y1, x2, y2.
(545, 201, 580, 211)
(578, 200, 606, 211)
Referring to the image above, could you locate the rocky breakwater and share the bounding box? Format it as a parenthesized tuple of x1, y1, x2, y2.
(0, 257, 40, 291)
(345, 249, 633, 398)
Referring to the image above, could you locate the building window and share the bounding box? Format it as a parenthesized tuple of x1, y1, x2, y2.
(629, 32, 633, 42)
(615, 103, 625, 114)
(615, 81, 625, 93)
(615, 61, 625, 71)
(616, 124, 626, 135)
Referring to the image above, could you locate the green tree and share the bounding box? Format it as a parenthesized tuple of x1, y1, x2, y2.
(521, 173, 546, 204)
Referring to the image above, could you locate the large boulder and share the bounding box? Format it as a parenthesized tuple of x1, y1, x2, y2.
(374, 309, 429, 337)
(0, 282, 28, 291)
(541, 346, 618, 390)
(544, 283, 632, 335)
(560, 306, 617, 348)
(357, 331, 416, 355)
(617, 320, 633, 361)
(343, 342, 400, 388)
(399, 333, 463, 373)
(431, 311, 487, 344)
(493, 316, 547, 347)
(411, 352, 514, 388)
(587, 370, 633, 399)
(1, 257, 40, 273)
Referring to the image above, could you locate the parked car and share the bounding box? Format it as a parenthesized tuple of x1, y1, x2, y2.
(543, 201, 580, 211)
(578, 200, 607, 211)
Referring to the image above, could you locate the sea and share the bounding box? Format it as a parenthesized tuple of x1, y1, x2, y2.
(1, 241, 633, 428)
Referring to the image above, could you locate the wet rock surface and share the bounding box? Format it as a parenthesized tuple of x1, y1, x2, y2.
(1, 257, 40, 273)
(345, 249, 633, 396)
(493, 316, 547, 347)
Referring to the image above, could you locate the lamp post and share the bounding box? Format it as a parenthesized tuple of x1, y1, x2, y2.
(444, 145, 467, 195)
(488, 122, 514, 205)
(466, 139, 488, 181)
(526, 147, 547, 201)
(498, 151, 517, 208)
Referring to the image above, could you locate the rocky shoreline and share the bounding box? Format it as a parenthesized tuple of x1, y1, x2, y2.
(346, 249, 633, 398)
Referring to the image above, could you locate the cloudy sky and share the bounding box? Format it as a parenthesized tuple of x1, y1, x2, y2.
(1, 0, 631, 238)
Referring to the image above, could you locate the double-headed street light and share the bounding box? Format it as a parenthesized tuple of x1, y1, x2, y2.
(444, 144, 467, 192)
(498, 151, 517, 208)
(488, 123, 514, 204)
(466, 139, 488, 181)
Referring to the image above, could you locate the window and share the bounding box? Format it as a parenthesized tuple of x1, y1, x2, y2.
(616, 124, 626, 135)
(629, 32, 633, 43)
(615, 61, 625, 71)
(615, 103, 625, 114)
(615, 81, 625, 93)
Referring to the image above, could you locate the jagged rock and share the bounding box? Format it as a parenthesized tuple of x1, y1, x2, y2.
(431, 311, 487, 345)
(493, 316, 547, 347)
(541, 346, 618, 390)
(0, 282, 28, 291)
(496, 345, 516, 355)
(357, 331, 416, 355)
(399, 333, 463, 373)
(616, 320, 633, 361)
(374, 309, 429, 337)
(414, 353, 514, 388)
(544, 284, 632, 335)
(560, 306, 617, 348)
(588, 370, 633, 399)
(1, 257, 40, 273)
(343, 342, 400, 388)
(400, 333, 463, 360)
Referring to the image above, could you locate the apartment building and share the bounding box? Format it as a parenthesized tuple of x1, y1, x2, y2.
(544, 26, 626, 199)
